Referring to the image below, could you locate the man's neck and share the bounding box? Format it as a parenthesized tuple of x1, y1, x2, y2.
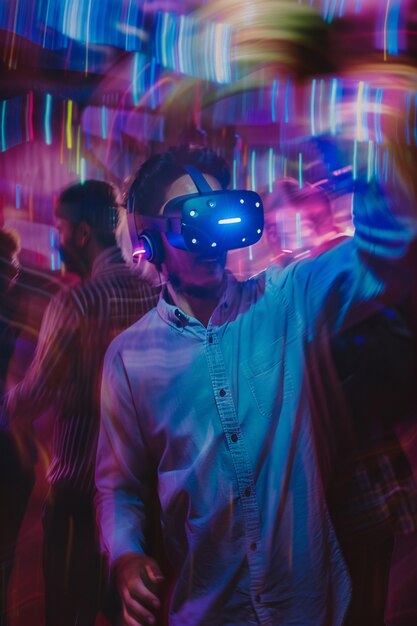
(166, 277, 226, 328)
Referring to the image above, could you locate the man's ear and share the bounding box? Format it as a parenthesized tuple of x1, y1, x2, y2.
(75, 221, 92, 247)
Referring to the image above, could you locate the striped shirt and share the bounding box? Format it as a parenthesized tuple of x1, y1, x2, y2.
(6, 246, 159, 494)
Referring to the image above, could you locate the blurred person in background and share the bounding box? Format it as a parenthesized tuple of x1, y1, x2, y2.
(0, 228, 36, 626)
(1, 181, 160, 626)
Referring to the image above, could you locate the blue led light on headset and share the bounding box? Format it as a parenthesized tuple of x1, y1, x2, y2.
(128, 165, 264, 263)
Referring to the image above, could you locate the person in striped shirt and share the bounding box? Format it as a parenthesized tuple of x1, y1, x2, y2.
(3, 180, 159, 626)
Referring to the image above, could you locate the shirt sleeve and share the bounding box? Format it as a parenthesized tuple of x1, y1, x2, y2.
(4, 289, 79, 424)
(270, 181, 417, 339)
(95, 341, 153, 568)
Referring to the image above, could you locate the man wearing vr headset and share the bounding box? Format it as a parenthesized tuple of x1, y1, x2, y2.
(95, 146, 416, 626)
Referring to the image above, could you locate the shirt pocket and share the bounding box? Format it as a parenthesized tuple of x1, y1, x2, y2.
(241, 338, 293, 420)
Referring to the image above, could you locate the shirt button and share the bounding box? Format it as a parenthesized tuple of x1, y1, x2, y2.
(219, 389, 226, 397)
(244, 487, 251, 497)
(208, 335, 213, 344)
(250, 542, 257, 551)
(231, 433, 238, 443)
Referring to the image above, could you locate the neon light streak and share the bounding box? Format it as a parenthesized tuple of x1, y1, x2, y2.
(84, 0, 92, 75)
(284, 78, 290, 123)
(330, 78, 337, 135)
(125, 0, 133, 51)
(367, 140, 374, 183)
(66, 100, 73, 149)
(296, 212, 302, 248)
(233, 158, 237, 190)
(356, 81, 365, 142)
(101, 105, 107, 139)
(1, 101, 6, 152)
(271, 80, 278, 123)
(43, 0, 51, 48)
(44, 93, 52, 145)
(310, 79, 317, 136)
(339, 0, 346, 17)
(352, 140, 358, 180)
(16, 184, 21, 208)
(268, 147, 275, 193)
(298, 152, 303, 188)
(383, 0, 391, 61)
(80, 157, 86, 184)
(218, 218, 242, 225)
(50, 228, 56, 271)
(375, 88, 383, 144)
(248, 245, 253, 261)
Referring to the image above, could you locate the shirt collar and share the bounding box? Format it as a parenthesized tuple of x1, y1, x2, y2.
(156, 270, 239, 331)
(91, 246, 126, 279)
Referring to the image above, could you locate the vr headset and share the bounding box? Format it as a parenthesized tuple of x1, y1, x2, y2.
(128, 165, 264, 264)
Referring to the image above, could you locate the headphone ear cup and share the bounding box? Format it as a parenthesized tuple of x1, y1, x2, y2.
(138, 230, 164, 265)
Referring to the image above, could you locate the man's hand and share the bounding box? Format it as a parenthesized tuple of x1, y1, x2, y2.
(115, 553, 165, 626)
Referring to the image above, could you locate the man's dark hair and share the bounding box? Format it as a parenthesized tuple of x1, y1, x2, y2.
(128, 146, 231, 217)
(57, 180, 120, 247)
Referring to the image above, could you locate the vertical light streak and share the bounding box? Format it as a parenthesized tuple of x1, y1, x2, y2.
(268, 147, 275, 193)
(125, 0, 134, 51)
(356, 81, 365, 142)
(330, 78, 338, 135)
(383, 0, 391, 61)
(178, 16, 186, 74)
(43, 0, 51, 48)
(233, 158, 237, 190)
(284, 78, 290, 123)
(80, 157, 86, 184)
(375, 88, 383, 144)
(84, 0, 92, 75)
(66, 99, 73, 149)
(16, 184, 21, 208)
(298, 152, 303, 188)
(310, 79, 317, 136)
(367, 140, 374, 183)
(50, 228, 56, 271)
(352, 139, 358, 180)
(44, 93, 52, 145)
(271, 79, 278, 123)
(1, 100, 6, 152)
(101, 104, 107, 139)
(296, 212, 302, 249)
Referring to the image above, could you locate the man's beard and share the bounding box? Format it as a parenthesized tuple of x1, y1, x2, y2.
(58, 246, 84, 276)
